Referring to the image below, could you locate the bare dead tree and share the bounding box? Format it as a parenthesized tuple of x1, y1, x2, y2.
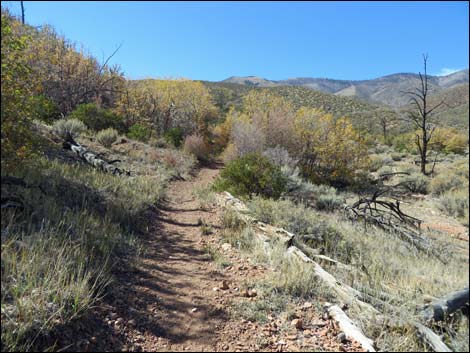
(20, 1, 25, 24)
(376, 108, 397, 142)
(402, 54, 445, 175)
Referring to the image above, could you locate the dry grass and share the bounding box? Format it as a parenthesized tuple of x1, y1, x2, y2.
(96, 128, 118, 147)
(1, 135, 194, 351)
(219, 186, 469, 351)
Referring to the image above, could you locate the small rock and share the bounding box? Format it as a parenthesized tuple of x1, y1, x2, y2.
(302, 302, 313, 309)
(213, 287, 220, 292)
(109, 312, 118, 320)
(247, 289, 257, 297)
(423, 295, 435, 303)
(221, 243, 232, 251)
(116, 317, 124, 324)
(128, 319, 136, 326)
(311, 320, 326, 327)
(291, 318, 303, 330)
(336, 332, 348, 343)
(277, 340, 286, 346)
(191, 307, 198, 313)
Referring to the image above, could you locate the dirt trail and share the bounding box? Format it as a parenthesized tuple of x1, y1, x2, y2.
(108, 164, 236, 352)
(53, 165, 361, 352)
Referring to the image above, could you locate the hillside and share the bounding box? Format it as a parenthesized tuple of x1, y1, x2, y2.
(2, 5, 469, 353)
(431, 84, 469, 129)
(221, 69, 469, 107)
(202, 80, 396, 133)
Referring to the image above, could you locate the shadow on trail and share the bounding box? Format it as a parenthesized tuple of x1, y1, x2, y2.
(51, 165, 226, 351)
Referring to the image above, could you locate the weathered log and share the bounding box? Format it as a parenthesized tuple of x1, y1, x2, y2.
(287, 245, 380, 316)
(414, 322, 451, 352)
(422, 287, 469, 322)
(255, 221, 294, 247)
(218, 192, 379, 315)
(324, 302, 376, 352)
(217, 192, 293, 246)
(292, 236, 358, 273)
(62, 133, 130, 176)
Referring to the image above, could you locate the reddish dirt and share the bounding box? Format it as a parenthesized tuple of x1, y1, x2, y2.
(49, 165, 366, 352)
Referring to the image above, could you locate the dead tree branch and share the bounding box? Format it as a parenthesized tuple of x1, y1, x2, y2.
(62, 133, 131, 176)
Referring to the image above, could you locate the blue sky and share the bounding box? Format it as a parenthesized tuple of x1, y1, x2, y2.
(3, 1, 469, 81)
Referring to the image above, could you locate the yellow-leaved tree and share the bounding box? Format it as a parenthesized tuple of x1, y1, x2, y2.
(115, 79, 217, 138)
(294, 107, 370, 186)
(1, 10, 37, 171)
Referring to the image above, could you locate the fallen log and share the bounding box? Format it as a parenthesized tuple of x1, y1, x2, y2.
(62, 133, 130, 176)
(217, 192, 293, 247)
(287, 245, 380, 316)
(414, 322, 451, 352)
(324, 302, 376, 352)
(292, 236, 359, 273)
(422, 287, 469, 322)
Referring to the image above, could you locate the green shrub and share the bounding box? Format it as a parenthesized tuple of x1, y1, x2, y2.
(399, 173, 429, 194)
(391, 152, 405, 161)
(429, 172, 466, 195)
(439, 189, 469, 220)
(69, 103, 125, 133)
(452, 159, 469, 180)
(369, 154, 394, 172)
(30, 95, 61, 123)
(164, 127, 184, 147)
(214, 153, 287, 199)
(52, 118, 87, 139)
(96, 128, 118, 147)
(316, 193, 344, 211)
(373, 144, 392, 154)
(392, 132, 416, 153)
(127, 123, 151, 142)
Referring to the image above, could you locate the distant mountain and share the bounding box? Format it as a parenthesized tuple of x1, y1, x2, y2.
(221, 69, 469, 107)
(222, 76, 278, 87)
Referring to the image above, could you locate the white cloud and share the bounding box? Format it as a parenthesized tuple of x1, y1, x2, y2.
(435, 68, 462, 76)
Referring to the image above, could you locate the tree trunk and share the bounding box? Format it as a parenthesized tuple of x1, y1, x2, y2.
(21, 1, 25, 24)
(422, 288, 469, 322)
(414, 323, 451, 352)
(287, 245, 380, 315)
(324, 303, 376, 352)
(63, 133, 130, 175)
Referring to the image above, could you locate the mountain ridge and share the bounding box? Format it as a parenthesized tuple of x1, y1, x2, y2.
(220, 69, 469, 106)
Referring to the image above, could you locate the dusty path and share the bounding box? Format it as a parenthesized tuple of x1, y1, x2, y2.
(52, 164, 360, 352)
(106, 164, 239, 352)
